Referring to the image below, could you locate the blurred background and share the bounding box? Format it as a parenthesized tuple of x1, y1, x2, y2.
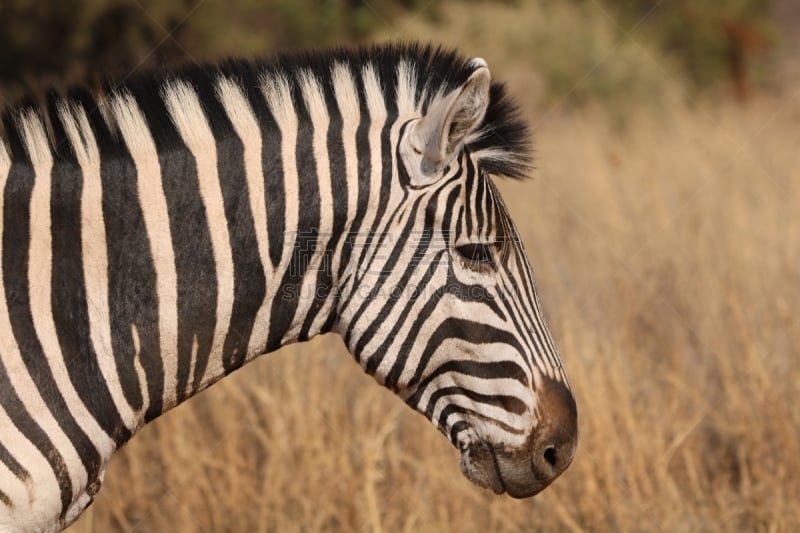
(2, 0, 798, 531)
(2, 0, 798, 109)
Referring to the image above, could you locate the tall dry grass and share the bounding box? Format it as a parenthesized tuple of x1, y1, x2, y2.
(67, 93, 800, 532)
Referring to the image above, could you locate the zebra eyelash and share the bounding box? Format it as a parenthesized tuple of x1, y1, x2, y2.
(455, 242, 497, 270)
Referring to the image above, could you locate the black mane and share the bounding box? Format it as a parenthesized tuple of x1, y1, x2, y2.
(0, 42, 531, 179)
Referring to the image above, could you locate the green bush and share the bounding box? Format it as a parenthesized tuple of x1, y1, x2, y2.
(0, 0, 781, 106)
(376, 0, 683, 114)
(598, 0, 778, 97)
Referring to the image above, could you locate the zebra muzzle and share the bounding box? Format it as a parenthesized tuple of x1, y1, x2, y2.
(459, 378, 578, 498)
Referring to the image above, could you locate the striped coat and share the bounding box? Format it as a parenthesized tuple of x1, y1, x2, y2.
(0, 44, 576, 531)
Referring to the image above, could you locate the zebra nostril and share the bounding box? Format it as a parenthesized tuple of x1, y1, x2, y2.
(543, 445, 557, 468)
(528, 376, 578, 483)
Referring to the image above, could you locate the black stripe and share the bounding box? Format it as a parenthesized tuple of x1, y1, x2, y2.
(406, 359, 530, 410)
(449, 420, 470, 447)
(297, 265, 331, 342)
(342, 192, 427, 349)
(352, 67, 397, 278)
(129, 85, 217, 402)
(440, 178, 462, 243)
(261, 96, 286, 270)
(323, 81, 348, 244)
(193, 78, 266, 376)
(164, 149, 216, 400)
(95, 98, 165, 423)
(422, 386, 527, 419)
(473, 161, 485, 234)
(361, 249, 445, 375)
(436, 404, 524, 436)
(298, 77, 347, 340)
(218, 60, 286, 272)
(0, 150, 82, 516)
(266, 81, 321, 351)
(1, 109, 28, 161)
(379, 268, 506, 388)
(455, 205, 464, 242)
(464, 159, 475, 236)
(341, 158, 464, 337)
(2, 150, 100, 517)
(484, 178, 495, 238)
(402, 319, 527, 390)
(48, 139, 131, 444)
(0, 358, 71, 515)
(336, 70, 370, 282)
(0, 440, 28, 481)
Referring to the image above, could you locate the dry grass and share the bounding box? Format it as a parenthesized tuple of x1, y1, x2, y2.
(66, 92, 800, 532)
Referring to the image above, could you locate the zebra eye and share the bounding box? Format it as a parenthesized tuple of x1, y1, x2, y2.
(455, 243, 495, 268)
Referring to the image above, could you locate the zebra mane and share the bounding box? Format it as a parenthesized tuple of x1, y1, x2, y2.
(0, 42, 531, 179)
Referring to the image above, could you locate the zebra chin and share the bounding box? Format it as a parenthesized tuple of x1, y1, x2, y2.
(457, 378, 578, 498)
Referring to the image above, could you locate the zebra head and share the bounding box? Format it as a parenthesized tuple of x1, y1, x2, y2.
(337, 55, 577, 498)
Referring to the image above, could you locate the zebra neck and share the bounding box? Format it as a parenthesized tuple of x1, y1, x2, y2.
(149, 140, 353, 413)
(60, 124, 359, 430)
(0, 68, 395, 436)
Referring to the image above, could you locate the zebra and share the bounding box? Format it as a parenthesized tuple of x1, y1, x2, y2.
(0, 43, 577, 531)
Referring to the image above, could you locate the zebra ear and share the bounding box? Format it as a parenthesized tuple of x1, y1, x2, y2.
(410, 62, 491, 180)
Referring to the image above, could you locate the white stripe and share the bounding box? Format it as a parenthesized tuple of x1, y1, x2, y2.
(396, 60, 419, 115)
(260, 74, 299, 266)
(19, 111, 115, 490)
(216, 78, 271, 362)
(349, 64, 410, 366)
(110, 93, 179, 410)
(370, 204, 444, 379)
(331, 64, 360, 234)
(0, 136, 9, 173)
(259, 74, 300, 346)
(0, 404, 62, 530)
(330, 63, 360, 257)
(354, 64, 388, 281)
(311, 63, 362, 335)
(163, 81, 235, 391)
(58, 102, 139, 430)
(0, 139, 65, 530)
(21, 114, 118, 459)
(186, 335, 200, 395)
(287, 71, 332, 341)
(0, 406, 30, 509)
(298, 70, 331, 241)
(335, 63, 393, 350)
(499, 266, 556, 380)
(129, 324, 149, 410)
(423, 355, 531, 430)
